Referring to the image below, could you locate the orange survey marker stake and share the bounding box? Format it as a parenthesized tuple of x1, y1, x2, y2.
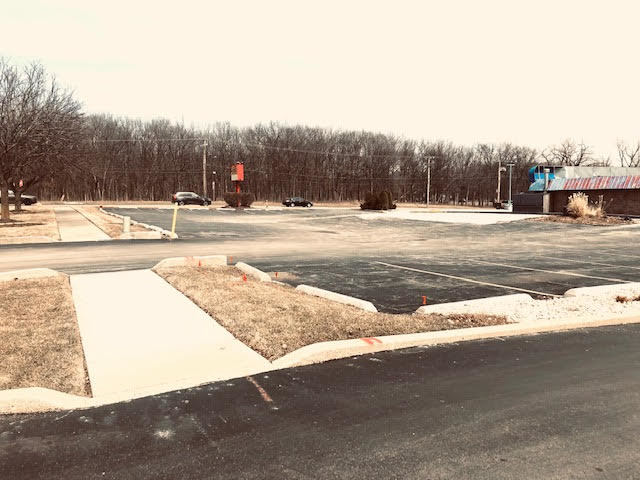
(242, 273, 247, 282)
(422, 296, 427, 305)
(275, 272, 278, 278)
(229, 256, 233, 264)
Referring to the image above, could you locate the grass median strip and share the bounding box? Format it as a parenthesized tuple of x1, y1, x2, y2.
(73, 206, 148, 238)
(154, 265, 508, 360)
(0, 276, 91, 396)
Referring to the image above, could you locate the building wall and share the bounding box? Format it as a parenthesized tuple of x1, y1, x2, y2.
(550, 189, 640, 215)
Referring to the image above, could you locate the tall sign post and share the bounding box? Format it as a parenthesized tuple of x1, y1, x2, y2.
(231, 162, 244, 193)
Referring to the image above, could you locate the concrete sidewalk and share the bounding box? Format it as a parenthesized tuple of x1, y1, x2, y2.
(70, 269, 271, 401)
(54, 206, 110, 241)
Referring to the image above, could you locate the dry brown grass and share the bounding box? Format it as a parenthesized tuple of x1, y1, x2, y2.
(0, 276, 90, 396)
(0, 205, 60, 244)
(73, 206, 148, 238)
(532, 215, 632, 226)
(155, 265, 507, 360)
(566, 192, 603, 218)
(616, 294, 640, 303)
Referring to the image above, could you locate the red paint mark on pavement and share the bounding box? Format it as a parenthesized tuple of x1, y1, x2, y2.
(361, 337, 383, 345)
(246, 376, 273, 403)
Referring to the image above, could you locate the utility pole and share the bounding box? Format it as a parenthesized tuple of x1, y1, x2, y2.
(496, 160, 502, 203)
(426, 156, 431, 207)
(202, 140, 208, 197)
(507, 162, 515, 206)
(212, 170, 216, 202)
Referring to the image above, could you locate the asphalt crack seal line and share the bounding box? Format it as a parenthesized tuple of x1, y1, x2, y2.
(246, 376, 277, 409)
(468, 259, 630, 283)
(374, 261, 559, 298)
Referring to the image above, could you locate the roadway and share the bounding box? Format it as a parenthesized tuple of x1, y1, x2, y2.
(2, 324, 639, 479)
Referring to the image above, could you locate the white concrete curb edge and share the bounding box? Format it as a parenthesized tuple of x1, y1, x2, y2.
(564, 282, 640, 297)
(0, 387, 94, 414)
(295, 284, 378, 312)
(235, 262, 271, 282)
(273, 314, 640, 368)
(153, 255, 228, 269)
(99, 207, 177, 239)
(415, 293, 533, 314)
(0, 268, 63, 283)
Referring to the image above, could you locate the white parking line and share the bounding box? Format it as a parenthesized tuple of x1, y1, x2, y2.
(596, 250, 640, 260)
(468, 259, 629, 283)
(544, 256, 640, 272)
(374, 261, 559, 297)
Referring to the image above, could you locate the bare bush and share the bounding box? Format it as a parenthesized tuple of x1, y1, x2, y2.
(565, 192, 604, 218)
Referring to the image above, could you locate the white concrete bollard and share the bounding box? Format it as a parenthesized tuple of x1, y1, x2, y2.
(123, 216, 131, 234)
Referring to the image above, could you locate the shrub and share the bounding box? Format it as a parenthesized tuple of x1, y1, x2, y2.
(224, 192, 255, 208)
(384, 190, 396, 209)
(378, 191, 390, 210)
(566, 192, 604, 218)
(360, 190, 396, 210)
(360, 193, 380, 210)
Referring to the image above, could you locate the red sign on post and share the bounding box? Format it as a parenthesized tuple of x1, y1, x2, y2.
(231, 163, 244, 182)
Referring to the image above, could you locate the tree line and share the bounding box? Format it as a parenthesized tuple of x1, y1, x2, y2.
(2, 59, 636, 221)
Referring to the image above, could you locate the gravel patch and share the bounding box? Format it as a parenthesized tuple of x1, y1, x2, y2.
(420, 284, 640, 324)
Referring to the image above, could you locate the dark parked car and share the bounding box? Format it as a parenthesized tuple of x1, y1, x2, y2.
(171, 192, 211, 206)
(282, 196, 313, 207)
(1, 190, 38, 205)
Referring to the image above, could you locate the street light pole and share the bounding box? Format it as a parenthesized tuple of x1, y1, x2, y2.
(507, 162, 515, 206)
(426, 156, 431, 207)
(202, 140, 208, 197)
(211, 170, 216, 202)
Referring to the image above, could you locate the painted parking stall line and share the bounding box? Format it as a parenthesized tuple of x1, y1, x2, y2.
(374, 261, 559, 298)
(468, 259, 630, 284)
(595, 250, 640, 261)
(544, 256, 640, 272)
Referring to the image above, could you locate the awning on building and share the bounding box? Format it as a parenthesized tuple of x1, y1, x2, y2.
(529, 175, 640, 192)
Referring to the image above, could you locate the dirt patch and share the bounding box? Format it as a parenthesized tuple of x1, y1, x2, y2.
(530, 215, 634, 226)
(267, 271, 299, 281)
(73, 206, 150, 238)
(0, 205, 60, 243)
(616, 294, 640, 303)
(154, 265, 507, 360)
(0, 276, 91, 396)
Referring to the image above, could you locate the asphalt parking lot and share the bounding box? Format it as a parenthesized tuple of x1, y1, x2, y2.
(105, 206, 640, 312)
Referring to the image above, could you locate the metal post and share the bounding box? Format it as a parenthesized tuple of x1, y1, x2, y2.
(507, 163, 515, 204)
(171, 203, 178, 237)
(427, 157, 431, 207)
(212, 170, 216, 202)
(497, 160, 502, 202)
(202, 140, 208, 197)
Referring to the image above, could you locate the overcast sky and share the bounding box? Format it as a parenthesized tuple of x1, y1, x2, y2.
(2, 0, 639, 159)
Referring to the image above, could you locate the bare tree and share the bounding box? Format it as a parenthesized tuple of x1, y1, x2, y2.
(541, 139, 593, 166)
(0, 59, 82, 220)
(617, 140, 640, 167)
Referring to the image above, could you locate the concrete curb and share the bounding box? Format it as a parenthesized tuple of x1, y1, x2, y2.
(295, 285, 378, 312)
(99, 207, 177, 239)
(235, 262, 271, 282)
(0, 387, 94, 414)
(564, 283, 640, 297)
(71, 206, 114, 239)
(0, 268, 62, 282)
(273, 314, 640, 368)
(153, 255, 227, 269)
(415, 293, 533, 315)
